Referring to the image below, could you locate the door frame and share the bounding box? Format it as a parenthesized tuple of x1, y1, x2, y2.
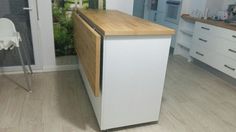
(28, 0, 42, 69)
(1, 0, 42, 73)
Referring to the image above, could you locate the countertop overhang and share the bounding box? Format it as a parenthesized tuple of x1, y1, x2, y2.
(76, 9, 175, 36)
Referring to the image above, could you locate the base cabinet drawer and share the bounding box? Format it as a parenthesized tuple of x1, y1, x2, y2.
(195, 22, 215, 36)
(211, 55, 236, 79)
(190, 49, 208, 63)
(191, 22, 236, 79)
(190, 41, 210, 64)
(195, 22, 236, 43)
(191, 47, 236, 79)
(193, 33, 236, 61)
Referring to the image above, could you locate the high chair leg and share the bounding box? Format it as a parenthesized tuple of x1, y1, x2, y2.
(21, 42, 33, 74)
(17, 47, 32, 93)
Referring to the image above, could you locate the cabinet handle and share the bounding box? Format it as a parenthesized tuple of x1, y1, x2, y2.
(199, 38, 207, 43)
(232, 35, 236, 38)
(224, 65, 235, 71)
(201, 27, 210, 30)
(228, 49, 236, 53)
(196, 51, 204, 56)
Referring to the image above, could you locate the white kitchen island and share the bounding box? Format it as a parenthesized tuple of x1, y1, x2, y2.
(73, 9, 175, 130)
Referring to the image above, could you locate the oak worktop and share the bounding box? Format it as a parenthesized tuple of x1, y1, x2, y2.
(182, 14, 236, 31)
(77, 9, 175, 36)
(73, 9, 173, 130)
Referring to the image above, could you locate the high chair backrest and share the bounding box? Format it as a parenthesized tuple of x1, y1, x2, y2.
(0, 18, 17, 38)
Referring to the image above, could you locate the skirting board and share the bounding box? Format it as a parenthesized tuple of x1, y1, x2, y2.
(0, 64, 79, 75)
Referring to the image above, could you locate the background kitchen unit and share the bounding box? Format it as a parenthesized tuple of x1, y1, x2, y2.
(133, 0, 182, 48)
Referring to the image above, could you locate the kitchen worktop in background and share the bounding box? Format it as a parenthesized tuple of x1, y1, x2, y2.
(182, 14, 236, 31)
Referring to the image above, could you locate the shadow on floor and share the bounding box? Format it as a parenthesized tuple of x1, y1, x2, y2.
(54, 70, 100, 131)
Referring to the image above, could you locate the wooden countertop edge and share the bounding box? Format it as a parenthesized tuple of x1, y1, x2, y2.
(181, 14, 236, 31)
(76, 9, 175, 36)
(102, 31, 176, 37)
(76, 10, 105, 35)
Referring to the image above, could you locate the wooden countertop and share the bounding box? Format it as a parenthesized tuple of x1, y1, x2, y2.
(182, 14, 236, 31)
(76, 9, 175, 36)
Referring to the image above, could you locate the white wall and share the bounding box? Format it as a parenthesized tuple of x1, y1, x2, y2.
(106, 0, 134, 15)
(181, 0, 236, 16)
(34, 0, 236, 71)
(37, 0, 56, 70)
(206, 0, 224, 17)
(222, 0, 236, 10)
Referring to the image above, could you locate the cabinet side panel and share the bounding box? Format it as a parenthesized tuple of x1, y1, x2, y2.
(101, 36, 171, 130)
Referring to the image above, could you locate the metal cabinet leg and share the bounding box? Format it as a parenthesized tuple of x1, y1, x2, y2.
(17, 47, 32, 93)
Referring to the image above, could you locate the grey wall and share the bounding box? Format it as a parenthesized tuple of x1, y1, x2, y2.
(223, 0, 236, 10)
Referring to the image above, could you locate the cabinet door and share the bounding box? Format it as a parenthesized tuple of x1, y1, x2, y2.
(133, 0, 145, 18)
(73, 13, 101, 97)
(157, 0, 166, 13)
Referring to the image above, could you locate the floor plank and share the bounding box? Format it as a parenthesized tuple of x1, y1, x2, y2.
(0, 56, 235, 132)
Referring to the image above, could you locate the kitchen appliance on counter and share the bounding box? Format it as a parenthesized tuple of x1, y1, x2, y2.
(216, 11, 228, 20)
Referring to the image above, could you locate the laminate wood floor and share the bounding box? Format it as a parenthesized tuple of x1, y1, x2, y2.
(56, 55, 78, 65)
(0, 56, 236, 132)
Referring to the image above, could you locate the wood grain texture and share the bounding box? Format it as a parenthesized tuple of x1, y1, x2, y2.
(77, 9, 175, 36)
(73, 12, 101, 97)
(182, 14, 236, 31)
(0, 56, 236, 131)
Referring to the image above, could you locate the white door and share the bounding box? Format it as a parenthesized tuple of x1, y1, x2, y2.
(0, 0, 41, 71)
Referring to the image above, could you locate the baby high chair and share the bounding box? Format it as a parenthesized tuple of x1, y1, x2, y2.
(0, 18, 33, 92)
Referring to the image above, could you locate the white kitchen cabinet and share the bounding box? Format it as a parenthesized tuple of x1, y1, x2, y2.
(174, 0, 224, 59)
(190, 22, 236, 78)
(157, 0, 167, 13)
(74, 9, 174, 130)
(194, 22, 236, 43)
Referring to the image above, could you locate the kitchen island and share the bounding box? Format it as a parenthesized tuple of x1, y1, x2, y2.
(73, 9, 175, 130)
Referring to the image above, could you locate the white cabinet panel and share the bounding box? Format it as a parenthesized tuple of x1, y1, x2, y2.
(213, 55, 236, 78)
(193, 32, 236, 61)
(190, 43, 236, 79)
(101, 36, 171, 130)
(195, 22, 236, 43)
(191, 22, 236, 79)
(190, 42, 209, 63)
